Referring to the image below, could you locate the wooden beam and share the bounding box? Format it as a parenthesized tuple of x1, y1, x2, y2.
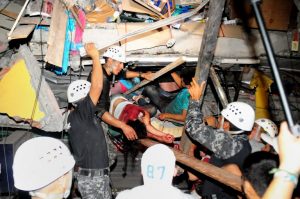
(8, 25, 35, 40)
(124, 57, 185, 94)
(139, 139, 259, 199)
(19, 17, 51, 26)
(7, 0, 31, 40)
(180, 0, 226, 155)
(141, 139, 241, 191)
(133, 0, 166, 18)
(0, 10, 18, 19)
(45, 0, 68, 67)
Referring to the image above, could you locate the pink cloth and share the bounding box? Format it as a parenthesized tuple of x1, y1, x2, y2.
(74, 9, 86, 43)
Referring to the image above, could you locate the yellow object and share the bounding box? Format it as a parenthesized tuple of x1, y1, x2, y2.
(0, 59, 44, 121)
(250, 69, 273, 119)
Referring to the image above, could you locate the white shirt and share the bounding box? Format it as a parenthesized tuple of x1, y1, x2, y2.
(116, 185, 194, 199)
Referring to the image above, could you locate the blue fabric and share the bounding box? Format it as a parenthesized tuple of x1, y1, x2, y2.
(119, 79, 134, 89)
(165, 88, 190, 114)
(54, 11, 75, 75)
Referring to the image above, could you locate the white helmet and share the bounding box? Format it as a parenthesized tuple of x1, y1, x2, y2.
(221, 102, 255, 132)
(141, 144, 175, 186)
(255, 118, 278, 138)
(13, 137, 75, 191)
(260, 134, 279, 153)
(102, 46, 126, 63)
(67, 80, 91, 103)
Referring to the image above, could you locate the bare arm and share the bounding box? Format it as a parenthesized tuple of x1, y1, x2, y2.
(262, 122, 300, 199)
(142, 111, 167, 136)
(86, 43, 103, 105)
(171, 72, 183, 88)
(101, 111, 138, 140)
(125, 70, 154, 80)
(158, 110, 187, 122)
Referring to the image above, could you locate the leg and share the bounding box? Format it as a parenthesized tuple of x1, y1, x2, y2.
(142, 85, 169, 112)
(77, 175, 112, 199)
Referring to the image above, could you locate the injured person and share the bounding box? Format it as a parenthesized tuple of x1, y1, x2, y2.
(110, 94, 175, 143)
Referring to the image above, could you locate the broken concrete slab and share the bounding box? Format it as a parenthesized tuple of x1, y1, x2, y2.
(0, 45, 64, 132)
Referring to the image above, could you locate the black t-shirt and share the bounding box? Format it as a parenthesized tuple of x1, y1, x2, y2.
(68, 95, 109, 169)
(87, 69, 111, 118)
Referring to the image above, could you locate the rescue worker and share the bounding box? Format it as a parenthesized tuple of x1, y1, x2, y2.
(116, 144, 194, 199)
(67, 43, 111, 198)
(248, 118, 278, 153)
(13, 137, 75, 199)
(256, 118, 279, 153)
(186, 79, 255, 198)
(87, 46, 154, 166)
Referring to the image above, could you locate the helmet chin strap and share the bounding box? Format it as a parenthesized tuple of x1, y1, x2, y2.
(254, 126, 261, 141)
(110, 63, 117, 87)
(218, 116, 225, 130)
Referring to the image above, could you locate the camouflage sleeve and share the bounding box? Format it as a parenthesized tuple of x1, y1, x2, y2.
(186, 100, 244, 159)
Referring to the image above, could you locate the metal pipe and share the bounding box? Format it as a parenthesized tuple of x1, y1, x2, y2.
(209, 67, 228, 107)
(250, 0, 300, 136)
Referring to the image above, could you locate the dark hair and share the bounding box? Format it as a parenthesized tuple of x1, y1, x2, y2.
(180, 67, 195, 85)
(120, 120, 147, 177)
(242, 151, 279, 197)
(127, 120, 147, 139)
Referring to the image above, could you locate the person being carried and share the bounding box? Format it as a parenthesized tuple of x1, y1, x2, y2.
(186, 78, 255, 199)
(109, 94, 175, 143)
(13, 137, 75, 199)
(67, 43, 111, 198)
(116, 144, 194, 199)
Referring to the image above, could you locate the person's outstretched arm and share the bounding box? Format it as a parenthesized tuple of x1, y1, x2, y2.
(262, 122, 300, 199)
(86, 43, 103, 105)
(125, 70, 154, 80)
(141, 111, 174, 143)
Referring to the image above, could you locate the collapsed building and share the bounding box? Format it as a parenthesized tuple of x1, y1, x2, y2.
(0, 0, 299, 197)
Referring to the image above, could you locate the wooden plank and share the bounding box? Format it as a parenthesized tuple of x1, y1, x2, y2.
(140, 139, 259, 198)
(246, 0, 293, 31)
(7, 0, 31, 40)
(0, 15, 14, 30)
(181, 0, 226, 155)
(45, 0, 67, 67)
(176, 0, 201, 6)
(119, 23, 171, 51)
(9, 25, 35, 40)
(0, 2, 22, 19)
(122, 0, 160, 17)
(133, 0, 165, 18)
(19, 17, 51, 26)
(124, 57, 185, 94)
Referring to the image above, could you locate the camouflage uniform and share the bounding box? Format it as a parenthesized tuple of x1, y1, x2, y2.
(186, 100, 251, 198)
(186, 100, 249, 159)
(102, 122, 117, 167)
(77, 170, 111, 199)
